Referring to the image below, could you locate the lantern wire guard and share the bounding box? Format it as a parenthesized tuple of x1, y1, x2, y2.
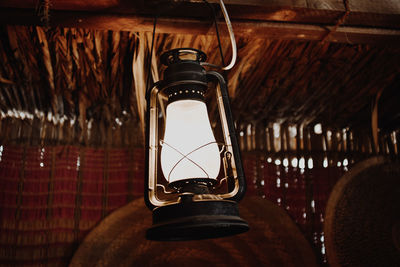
(145, 48, 248, 241)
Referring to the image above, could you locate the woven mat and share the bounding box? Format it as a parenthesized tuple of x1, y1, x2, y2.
(324, 156, 400, 267)
(70, 196, 318, 267)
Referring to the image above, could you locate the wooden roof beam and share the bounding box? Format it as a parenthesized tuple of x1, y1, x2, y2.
(1, 0, 400, 45)
(1, 0, 400, 29)
(3, 0, 400, 14)
(0, 8, 399, 45)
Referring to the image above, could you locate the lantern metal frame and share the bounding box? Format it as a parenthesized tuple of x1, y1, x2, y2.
(144, 48, 248, 241)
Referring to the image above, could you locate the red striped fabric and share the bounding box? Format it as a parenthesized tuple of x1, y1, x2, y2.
(1, 146, 345, 266)
(242, 153, 348, 265)
(0, 145, 144, 266)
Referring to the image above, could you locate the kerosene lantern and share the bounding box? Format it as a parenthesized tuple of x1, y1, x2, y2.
(145, 48, 249, 241)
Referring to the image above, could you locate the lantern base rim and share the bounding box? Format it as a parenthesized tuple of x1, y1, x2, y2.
(146, 199, 249, 241)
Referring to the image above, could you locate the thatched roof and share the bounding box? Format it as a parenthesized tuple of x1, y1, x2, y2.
(0, 0, 399, 150)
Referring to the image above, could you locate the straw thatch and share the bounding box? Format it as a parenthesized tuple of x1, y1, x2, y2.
(0, 25, 399, 150)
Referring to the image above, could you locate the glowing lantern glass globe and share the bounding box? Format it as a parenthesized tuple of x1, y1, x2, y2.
(145, 48, 249, 241)
(161, 99, 221, 184)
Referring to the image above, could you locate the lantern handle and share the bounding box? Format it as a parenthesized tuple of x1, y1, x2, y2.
(206, 71, 246, 202)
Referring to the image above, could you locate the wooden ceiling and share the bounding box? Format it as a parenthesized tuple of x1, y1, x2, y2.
(1, 0, 400, 43)
(0, 0, 399, 147)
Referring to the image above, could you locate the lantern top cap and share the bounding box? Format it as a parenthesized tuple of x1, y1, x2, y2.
(161, 48, 207, 66)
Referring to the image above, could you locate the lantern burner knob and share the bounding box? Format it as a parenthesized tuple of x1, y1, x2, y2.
(169, 178, 217, 194)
